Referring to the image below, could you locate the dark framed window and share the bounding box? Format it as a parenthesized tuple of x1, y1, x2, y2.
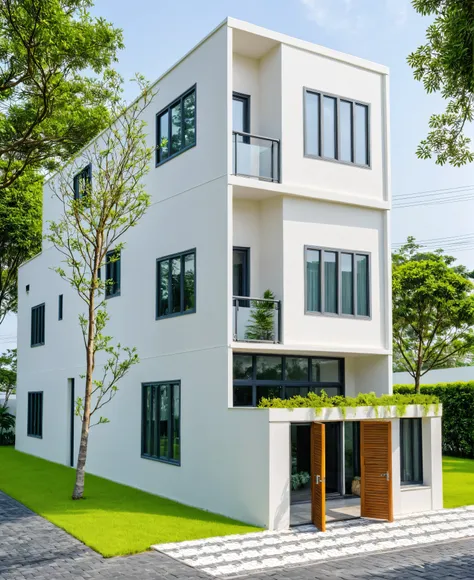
(141, 381, 180, 464)
(233, 353, 344, 407)
(31, 303, 45, 347)
(306, 247, 370, 318)
(156, 86, 196, 166)
(105, 250, 121, 298)
(400, 418, 423, 485)
(73, 164, 92, 200)
(27, 392, 43, 438)
(156, 249, 196, 319)
(304, 89, 370, 167)
(58, 294, 63, 321)
(233, 92, 250, 137)
(233, 247, 250, 298)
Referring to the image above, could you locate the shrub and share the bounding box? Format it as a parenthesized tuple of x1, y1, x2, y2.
(394, 382, 474, 458)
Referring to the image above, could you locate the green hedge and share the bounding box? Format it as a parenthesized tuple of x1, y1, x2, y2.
(394, 382, 474, 458)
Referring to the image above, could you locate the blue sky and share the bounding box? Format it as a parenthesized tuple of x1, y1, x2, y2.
(1, 0, 473, 350)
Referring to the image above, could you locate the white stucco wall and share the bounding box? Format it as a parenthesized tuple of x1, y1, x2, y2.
(394, 366, 474, 386)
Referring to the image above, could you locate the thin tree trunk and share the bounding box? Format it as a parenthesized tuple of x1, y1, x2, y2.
(72, 254, 99, 500)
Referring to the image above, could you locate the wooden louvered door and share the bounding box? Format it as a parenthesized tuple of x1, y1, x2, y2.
(361, 421, 393, 522)
(311, 422, 326, 532)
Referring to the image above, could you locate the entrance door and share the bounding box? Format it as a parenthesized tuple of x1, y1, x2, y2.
(311, 422, 326, 531)
(360, 421, 393, 522)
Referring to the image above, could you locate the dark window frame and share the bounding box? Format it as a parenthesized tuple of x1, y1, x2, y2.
(233, 246, 250, 298)
(400, 418, 423, 485)
(156, 85, 197, 167)
(27, 391, 43, 438)
(141, 381, 181, 466)
(304, 88, 371, 168)
(73, 164, 92, 200)
(233, 353, 345, 407)
(305, 246, 371, 319)
(232, 92, 251, 141)
(58, 294, 63, 321)
(156, 249, 196, 320)
(105, 250, 121, 299)
(31, 303, 45, 347)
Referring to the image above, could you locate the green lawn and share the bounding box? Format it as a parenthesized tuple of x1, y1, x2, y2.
(0, 448, 261, 557)
(443, 456, 474, 508)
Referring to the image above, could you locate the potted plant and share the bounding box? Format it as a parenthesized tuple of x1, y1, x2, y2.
(351, 476, 361, 496)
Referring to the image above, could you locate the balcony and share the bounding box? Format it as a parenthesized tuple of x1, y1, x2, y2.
(232, 131, 280, 183)
(233, 296, 281, 343)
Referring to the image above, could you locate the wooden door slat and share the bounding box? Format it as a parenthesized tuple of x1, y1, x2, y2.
(311, 422, 326, 532)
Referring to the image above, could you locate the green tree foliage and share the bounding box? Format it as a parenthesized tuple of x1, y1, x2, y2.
(46, 76, 154, 500)
(245, 289, 277, 341)
(408, 0, 474, 166)
(0, 171, 41, 323)
(393, 238, 474, 392)
(0, 348, 16, 410)
(0, 0, 123, 190)
(0, 407, 15, 441)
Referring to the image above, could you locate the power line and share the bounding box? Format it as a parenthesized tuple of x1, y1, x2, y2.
(394, 193, 474, 209)
(393, 183, 474, 200)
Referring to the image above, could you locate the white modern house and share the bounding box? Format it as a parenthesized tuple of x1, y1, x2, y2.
(15, 18, 443, 531)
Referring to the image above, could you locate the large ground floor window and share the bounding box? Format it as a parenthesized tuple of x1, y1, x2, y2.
(233, 353, 344, 407)
(400, 418, 423, 484)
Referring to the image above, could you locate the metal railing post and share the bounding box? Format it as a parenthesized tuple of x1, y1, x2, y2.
(233, 132, 238, 176)
(233, 297, 239, 341)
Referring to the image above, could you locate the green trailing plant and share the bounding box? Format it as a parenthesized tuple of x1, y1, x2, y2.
(257, 390, 440, 417)
(245, 289, 276, 341)
(395, 382, 474, 458)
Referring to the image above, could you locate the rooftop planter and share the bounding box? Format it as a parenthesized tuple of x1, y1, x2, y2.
(258, 391, 441, 422)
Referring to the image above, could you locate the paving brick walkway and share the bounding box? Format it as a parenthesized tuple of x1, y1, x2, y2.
(2, 490, 474, 579)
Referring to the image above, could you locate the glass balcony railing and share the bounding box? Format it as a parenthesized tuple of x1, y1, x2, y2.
(232, 131, 280, 183)
(233, 296, 281, 343)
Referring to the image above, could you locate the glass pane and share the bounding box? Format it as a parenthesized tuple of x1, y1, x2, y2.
(183, 253, 195, 311)
(159, 385, 169, 459)
(144, 388, 151, 455)
(170, 103, 182, 154)
(233, 355, 253, 380)
(413, 419, 422, 482)
(285, 357, 309, 381)
(256, 385, 282, 405)
(285, 386, 309, 399)
(401, 419, 412, 482)
(233, 97, 245, 133)
(356, 254, 369, 316)
(183, 91, 196, 147)
(172, 385, 180, 462)
(256, 356, 282, 380)
(233, 386, 253, 407)
(323, 96, 337, 159)
(341, 253, 354, 315)
(355, 104, 369, 165)
(159, 260, 169, 317)
(171, 257, 181, 313)
(340, 100, 353, 163)
(324, 251, 338, 314)
(312, 359, 340, 382)
(159, 111, 169, 161)
(233, 249, 248, 297)
(311, 386, 341, 397)
(305, 92, 320, 156)
(151, 387, 157, 456)
(306, 249, 321, 312)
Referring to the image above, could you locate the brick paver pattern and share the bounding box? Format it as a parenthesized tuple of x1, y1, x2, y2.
(1, 491, 474, 579)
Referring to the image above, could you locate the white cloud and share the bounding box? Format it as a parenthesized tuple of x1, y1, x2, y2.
(299, 0, 360, 31)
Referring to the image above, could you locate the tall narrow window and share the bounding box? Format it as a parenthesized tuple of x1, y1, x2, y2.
(341, 253, 354, 315)
(156, 250, 196, 319)
(233, 247, 250, 298)
(324, 251, 338, 314)
(323, 96, 337, 159)
(400, 419, 423, 484)
(306, 248, 370, 318)
(27, 392, 43, 438)
(73, 164, 92, 200)
(304, 89, 370, 167)
(142, 381, 180, 464)
(31, 303, 45, 347)
(156, 87, 196, 165)
(306, 249, 321, 313)
(232, 93, 250, 134)
(356, 254, 369, 316)
(105, 250, 121, 298)
(58, 294, 63, 321)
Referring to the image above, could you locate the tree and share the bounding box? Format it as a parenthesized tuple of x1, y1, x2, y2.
(0, 348, 16, 409)
(46, 75, 154, 499)
(392, 239, 474, 392)
(245, 289, 277, 341)
(408, 0, 474, 166)
(0, 171, 42, 324)
(0, 0, 123, 190)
